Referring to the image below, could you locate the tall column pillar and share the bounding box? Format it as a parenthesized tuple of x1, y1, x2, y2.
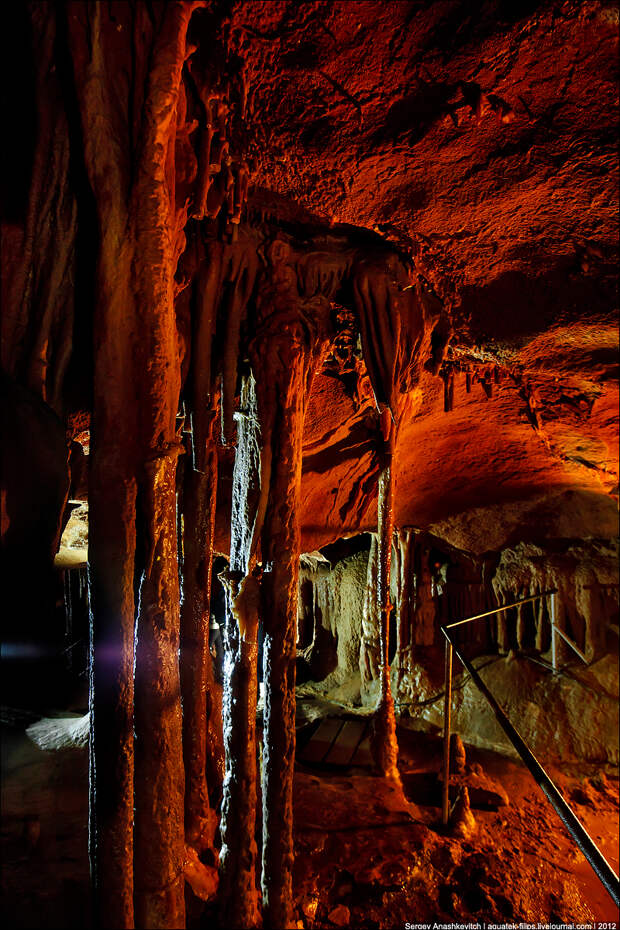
(257, 338, 308, 930)
(180, 398, 221, 856)
(134, 452, 186, 930)
(370, 412, 400, 780)
(218, 373, 262, 929)
(88, 453, 137, 929)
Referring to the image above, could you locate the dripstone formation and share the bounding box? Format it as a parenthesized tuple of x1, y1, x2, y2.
(1, 3, 617, 929)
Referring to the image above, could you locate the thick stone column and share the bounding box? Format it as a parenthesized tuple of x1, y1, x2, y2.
(69, 4, 204, 926)
(180, 399, 221, 856)
(218, 373, 262, 929)
(255, 331, 315, 930)
(88, 454, 137, 929)
(134, 453, 186, 930)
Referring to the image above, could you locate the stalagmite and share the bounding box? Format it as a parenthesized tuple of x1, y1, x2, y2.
(218, 569, 261, 929)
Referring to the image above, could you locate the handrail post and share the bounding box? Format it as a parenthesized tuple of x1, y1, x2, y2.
(442, 636, 453, 826)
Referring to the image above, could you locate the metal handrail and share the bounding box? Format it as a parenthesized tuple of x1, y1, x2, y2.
(440, 590, 620, 909)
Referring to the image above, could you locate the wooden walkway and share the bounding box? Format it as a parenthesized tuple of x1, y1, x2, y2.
(298, 716, 372, 768)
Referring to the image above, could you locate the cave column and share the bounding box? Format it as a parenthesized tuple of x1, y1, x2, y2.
(370, 410, 400, 780)
(88, 453, 137, 929)
(258, 340, 307, 930)
(68, 4, 140, 923)
(130, 6, 206, 927)
(254, 287, 329, 928)
(134, 451, 186, 929)
(218, 373, 262, 929)
(69, 3, 204, 927)
(180, 394, 222, 860)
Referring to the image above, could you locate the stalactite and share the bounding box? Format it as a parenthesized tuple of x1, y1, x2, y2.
(220, 244, 258, 445)
(190, 243, 223, 472)
(180, 395, 221, 863)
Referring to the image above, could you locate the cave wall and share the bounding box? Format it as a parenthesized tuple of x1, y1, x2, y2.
(298, 547, 369, 688)
(297, 532, 619, 764)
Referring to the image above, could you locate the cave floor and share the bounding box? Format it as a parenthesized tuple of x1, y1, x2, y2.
(293, 722, 619, 927)
(1, 704, 618, 929)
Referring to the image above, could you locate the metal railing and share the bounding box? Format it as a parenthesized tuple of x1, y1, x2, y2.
(440, 590, 620, 909)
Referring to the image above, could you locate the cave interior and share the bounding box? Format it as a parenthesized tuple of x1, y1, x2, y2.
(1, 2, 619, 929)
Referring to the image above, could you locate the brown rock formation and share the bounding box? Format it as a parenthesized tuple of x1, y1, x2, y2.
(0, 2, 618, 928)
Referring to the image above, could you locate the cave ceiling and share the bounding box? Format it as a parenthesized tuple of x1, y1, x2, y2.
(2, 1, 619, 559)
(213, 0, 619, 554)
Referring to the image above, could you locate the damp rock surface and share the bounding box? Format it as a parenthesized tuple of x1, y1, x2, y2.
(293, 724, 619, 927)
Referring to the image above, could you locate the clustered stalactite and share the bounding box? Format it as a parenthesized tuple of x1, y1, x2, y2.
(491, 541, 619, 663)
(2, 3, 618, 929)
(5, 4, 451, 929)
(358, 532, 620, 719)
(65, 2, 230, 926)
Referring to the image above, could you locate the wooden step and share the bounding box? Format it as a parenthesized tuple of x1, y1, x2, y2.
(324, 719, 366, 767)
(299, 718, 343, 765)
